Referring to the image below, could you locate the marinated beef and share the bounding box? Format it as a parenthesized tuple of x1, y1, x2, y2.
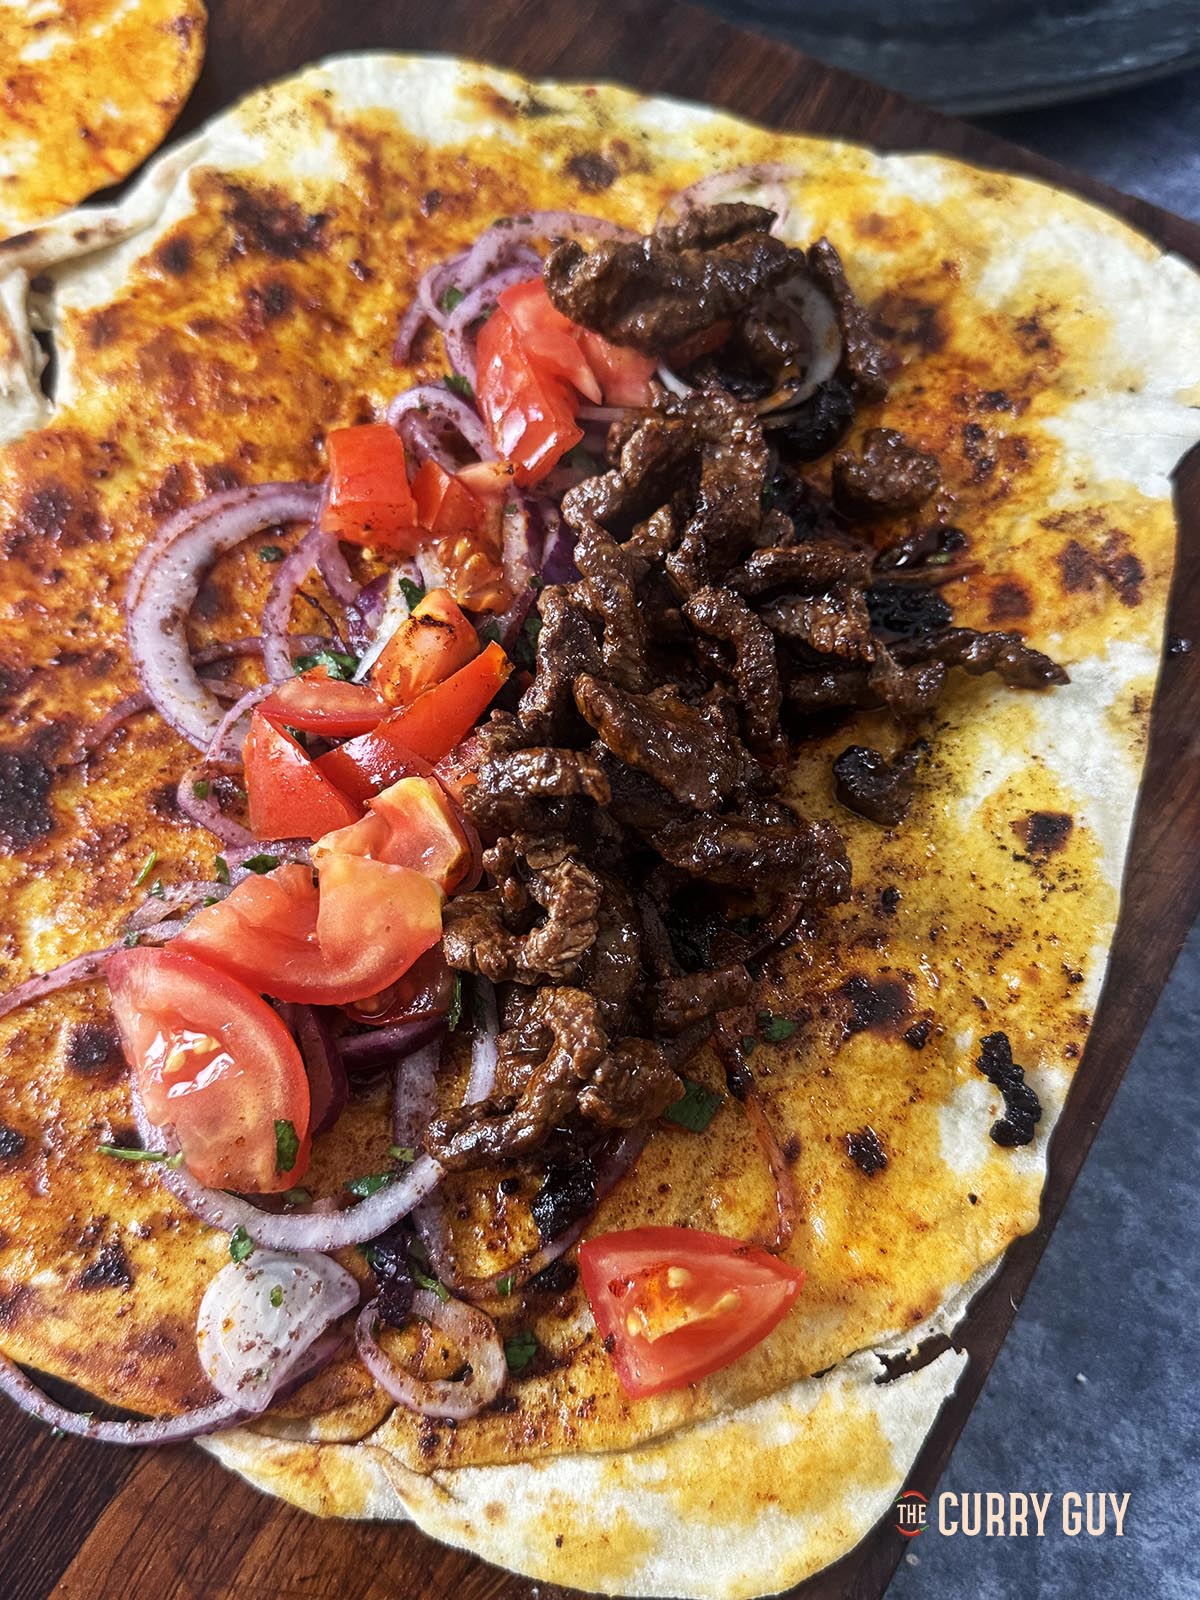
(833, 742, 926, 826)
(832, 427, 940, 520)
(806, 238, 890, 401)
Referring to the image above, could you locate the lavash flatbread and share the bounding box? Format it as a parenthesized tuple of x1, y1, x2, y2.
(0, 53, 1198, 1597)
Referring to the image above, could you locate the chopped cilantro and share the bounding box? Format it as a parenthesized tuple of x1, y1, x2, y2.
(741, 1035, 759, 1058)
(122, 930, 141, 948)
(269, 1285, 284, 1308)
(149, 879, 165, 900)
(440, 285, 466, 312)
(99, 1143, 170, 1163)
(229, 1226, 255, 1263)
(387, 1145, 416, 1164)
(759, 1011, 798, 1044)
(495, 1273, 515, 1297)
(504, 1330, 538, 1374)
(397, 576, 425, 610)
(662, 1077, 723, 1133)
(274, 1119, 300, 1174)
(191, 778, 211, 801)
(281, 1187, 312, 1207)
(294, 648, 359, 681)
(243, 853, 281, 875)
(132, 849, 158, 888)
(444, 372, 474, 399)
(201, 895, 220, 908)
(448, 973, 464, 1031)
(413, 1268, 450, 1303)
(258, 545, 286, 563)
(478, 621, 502, 647)
(346, 1171, 394, 1198)
(514, 609, 542, 671)
(213, 855, 230, 885)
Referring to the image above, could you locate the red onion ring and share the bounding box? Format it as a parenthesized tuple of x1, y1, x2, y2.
(465, 979, 499, 1103)
(392, 1040, 440, 1146)
(0, 945, 121, 1022)
(126, 880, 229, 932)
(261, 525, 327, 683)
(386, 385, 495, 462)
(126, 483, 321, 748)
(316, 534, 359, 609)
(355, 1288, 506, 1419)
(454, 212, 635, 297)
(440, 255, 543, 387)
(340, 1015, 446, 1072)
(0, 1355, 246, 1444)
(661, 164, 804, 235)
(287, 1005, 349, 1137)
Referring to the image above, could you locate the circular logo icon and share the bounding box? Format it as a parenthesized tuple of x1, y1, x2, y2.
(895, 1490, 929, 1538)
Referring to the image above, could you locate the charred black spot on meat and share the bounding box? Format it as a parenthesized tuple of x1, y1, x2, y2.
(976, 1031, 1042, 1147)
(1014, 810, 1073, 857)
(531, 1158, 597, 1242)
(76, 1238, 133, 1292)
(866, 584, 952, 639)
(0, 1125, 26, 1162)
(223, 182, 329, 260)
(837, 974, 912, 1036)
(0, 748, 53, 853)
(771, 380, 855, 463)
(565, 151, 619, 192)
(832, 741, 925, 826)
(65, 1021, 123, 1080)
(846, 1126, 888, 1176)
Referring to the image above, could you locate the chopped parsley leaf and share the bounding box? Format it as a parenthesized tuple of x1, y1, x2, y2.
(440, 285, 466, 312)
(243, 853, 281, 875)
(444, 372, 474, 399)
(274, 1119, 300, 1174)
(397, 576, 426, 610)
(229, 1226, 255, 1264)
(99, 1143, 170, 1163)
(562, 444, 600, 474)
(662, 1076, 723, 1133)
(759, 1011, 798, 1044)
(149, 879, 165, 900)
(191, 778, 211, 801)
(387, 1145, 416, 1164)
(269, 1285, 284, 1308)
(294, 648, 359, 681)
(259, 545, 286, 563)
(741, 1035, 759, 1057)
(133, 849, 158, 888)
(478, 621, 502, 647)
(495, 1273, 516, 1297)
(281, 1187, 311, 1207)
(346, 1171, 394, 1198)
(213, 856, 230, 885)
(413, 1268, 450, 1303)
(122, 930, 141, 948)
(504, 1330, 538, 1374)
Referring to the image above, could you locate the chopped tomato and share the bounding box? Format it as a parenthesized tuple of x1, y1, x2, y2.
(574, 328, 657, 407)
(476, 307, 582, 486)
(322, 423, 420, 551)
(106, 947, 311, 1193)
(175, 859, 443, 1006)
(579, 1226, 804, 1399)
(258, 668, 387, 737)
(243, 713, 361, 842)
(313, 775, 472, 893)
(318, 642, 511, 796)
(343, 948, 455, 1027)
(411, 461, 487, 544)
(370, 586, 479, 707)
(498, 279, 602, 403)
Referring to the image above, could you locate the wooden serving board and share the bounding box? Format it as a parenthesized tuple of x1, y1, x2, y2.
(5, 4, 1199, 1598)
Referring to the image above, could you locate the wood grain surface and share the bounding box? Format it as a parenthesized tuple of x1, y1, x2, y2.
(4, 4, 1199, 1598)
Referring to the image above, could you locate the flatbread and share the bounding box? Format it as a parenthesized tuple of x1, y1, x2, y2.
(1, 53, 1198, 1597)
(0, 0, 207, 239)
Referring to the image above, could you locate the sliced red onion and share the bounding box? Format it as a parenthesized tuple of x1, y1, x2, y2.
(386, 385, 495, 462)
(223, 838, 311, 873)
(126, 880, 229, 932)
(662, 164, 804, 235)
(537, 499, 578, 586)
(128, 1077, 444, 1251)
(78, 692, 152, 759)
(755, 276, 841, 411)
(289, 1005, 348, 1136)
(655, 363, 692, 398)
(392, 1040, 441, 1146)
(454, 212, 634, 299)
(466, 979, 499, 1103)
(126, 483, 321, 748)
(441, 255, 543, 387)
(0, 1355, 246, 1444)
(261, 525, 326, 683)
(742, 1086, 798, 1253)
(196, 1249, 359, 1412)
(0, 945, 120, 1022)
(316, 533, 360, 608)
(176, 762, 255, 848)
(355, 1288, 506, 1419)
(574, 404, 626, 424)
(341, 1015, 446, 1072)
(345, 573, 390, 656)
(352, 566, 422, 683)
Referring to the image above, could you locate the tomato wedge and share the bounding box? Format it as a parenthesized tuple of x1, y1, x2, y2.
(370, 586, 479, 708)
(106, 947, 311, 1193)
(313, 775, 472, 893)
(574, 327, 657, 407)
(322, 423, 420, 551)
(580, 1226, 804, 1399)
(318, 641, 511, 797)
(411, 461, 488, 544)
(174, 859, 443, 1006)
(243, 713, 361, 841)
(476, 307, 582, 486)
(498, 279, 602, 403)
(258, 668, 387, 737)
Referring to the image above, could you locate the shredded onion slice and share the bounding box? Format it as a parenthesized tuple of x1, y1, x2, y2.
(0, 945, 121, 1023)
(386, 385, 495, 462)
(742, 1086, 798, 1253)
(126, 483, 321, 748)
(196, 1249, 359, 1411)
(341, 1016, 446, 1073)
(660, 164, 804, 236)
(356, 1288, 506, 1419)
(0, 1355, 247, 1444)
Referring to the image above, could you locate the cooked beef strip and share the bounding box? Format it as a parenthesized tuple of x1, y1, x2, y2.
(648, 965, 753, 1034)
(517, 584, 600, 740)
(832, 427, 941, 520)
(762, 585, 877, 661)
(441, 840, 602, 984)
(890, 627, 1068, 688)
(727, 541, 874, 596)
(865, 582, 953, 639)
(833, 741, 927, 826)
(770, 378, 857, 462)
(653, 812, 852, 901)
(806, 238, 890, 401)
(683, 586, 783, 758)
(544, 203, 799, 353)
(575, 675, 740, 811)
